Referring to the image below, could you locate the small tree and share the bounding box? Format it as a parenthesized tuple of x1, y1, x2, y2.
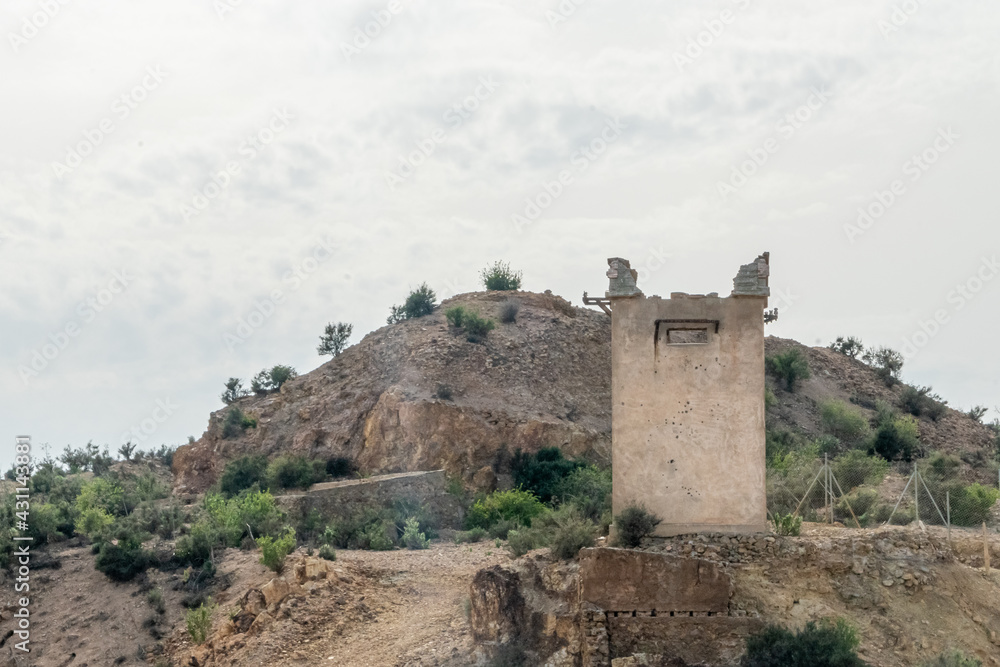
(967, 405, 989, 422)
(766, 349, 811, 392)
(829, 336, 864, 359)
(317, 322, 353, 357)
(251, 365, 298, 394)
(221, 377, 248, 404)
(862, 346, 904, 386)
(118, 441, 137, 462)
(481, 261, 522, 291)
(388, 283, 437, 323)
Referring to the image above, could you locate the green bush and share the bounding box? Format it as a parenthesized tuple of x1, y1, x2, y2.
(219, 455, 268, 497)
(75, 507, 115, 540)
(921, 649, 982, 667)
(59, 441, 115, 474)
(462, 311, 496, 343)
(251, 365, 297, 395)
(506, 527, 545, 558)
(867, 415, 920, 461)
(764, 387, 778, 411)
(387, 283, 437, 323)
(512, 447, 585, 503)
(186, 599, 216, 644)
(832, 450, 889, 488)
(488, 518, 522, 540)
(862, 346, 904, 386)
(465, 489, 547, 531)
(821, 400, 870, 443)
(900, 385, 948, 421)
(772, 512, 802, 536)
(835, 488, 879, 524)
(454, 527, 489, 544)
(742, 618, 867, 667)
(945, 483, 999, 527)
(76, 477, 126, 516)
(613, 504, 661, 548)
(174, 520, 219, 567)
(499, 300, 520, 324)
(554, 465, 612, 523)
(221, 407, 257, 439)
(546, 508, 597, 560)
(95, 538, 154, 582)
(326, 457, 356, 478)
(481, 261, 522, 291)
(445, 306, 466, 328)
(829, 336, 864, 359)
(266, 455, 325, 490)
(147, 587, 166, 614)
(318, 544, 337, 561)
(766, 349, 811, 392)
(401, 517, 430, 550)
(258, 528, 296, 572)
(203, 489, 285, 549)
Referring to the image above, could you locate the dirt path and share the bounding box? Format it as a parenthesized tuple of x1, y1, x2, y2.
(319, 542, 508, 666)
(183, 540, 510, 667)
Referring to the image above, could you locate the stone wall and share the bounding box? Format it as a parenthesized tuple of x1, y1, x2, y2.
(471, 548, 763, 667)
(277, 469, 462, 527)
(606, 255, 769, 536)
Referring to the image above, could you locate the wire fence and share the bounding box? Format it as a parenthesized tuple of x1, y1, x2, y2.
(767, 455, 1000, 534)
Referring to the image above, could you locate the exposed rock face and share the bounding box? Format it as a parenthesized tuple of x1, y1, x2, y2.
(173, 291, 612, 492)
(172, 289, 999, 493)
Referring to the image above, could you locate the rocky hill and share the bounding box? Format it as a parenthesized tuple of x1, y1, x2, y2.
(174, 291, 998, 493)
(173, 290, 613, 492)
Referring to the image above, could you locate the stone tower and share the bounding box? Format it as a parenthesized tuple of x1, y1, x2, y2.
(606, 254, 770, 536)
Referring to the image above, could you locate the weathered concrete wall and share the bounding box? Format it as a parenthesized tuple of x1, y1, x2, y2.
(278, 470, 462, 527)
(609, 257, 768, 536)
(607, 616, 764, 667)
(578, 548, 730, 613)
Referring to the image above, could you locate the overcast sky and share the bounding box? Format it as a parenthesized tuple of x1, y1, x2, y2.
(2, 0, 998, 467)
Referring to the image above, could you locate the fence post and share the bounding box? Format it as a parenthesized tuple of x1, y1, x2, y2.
(946, 491, 951, 546)
(914, 464, 919, 523)
(984, 523, 991, 573)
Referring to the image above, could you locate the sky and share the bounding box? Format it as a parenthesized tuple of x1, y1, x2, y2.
(1, 0, 998, 468)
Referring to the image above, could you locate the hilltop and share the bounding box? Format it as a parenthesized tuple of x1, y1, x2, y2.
(174, 292, 998, 492)
(174, 290, 612, 492)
